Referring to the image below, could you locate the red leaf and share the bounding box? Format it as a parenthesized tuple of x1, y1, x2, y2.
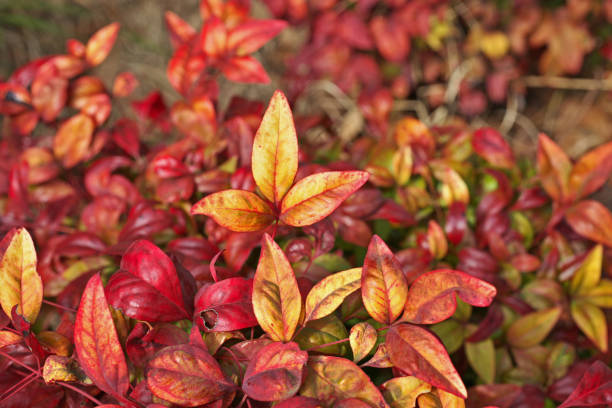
(194, 277, 258, 332)
(227, 20, 288, 56)
(105, 240, 192, 322)
(537, 133, 571, 202)
(387, 323, 467, 399)
(402, 269, 497, 324)
(146, 344, 234, 406)
(242, 341, 308, 401)
(164, 11, 196, 49)
(558, 361, 612, 408)
(221, 56, 270, 84)
(569, 140, 612, 200)
(472, 127, 515, 169)
(566, 200, 612, 247)
(74, 274, 129, 399)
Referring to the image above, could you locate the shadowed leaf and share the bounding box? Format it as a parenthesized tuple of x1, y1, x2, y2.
(242, 341, 308, 401)
(381, 376, 431, 408)
(402, 269, 497, 324)
(386, 323, 467, 399)
(472, 127, 515, 169)
(558, 361, 612, 408)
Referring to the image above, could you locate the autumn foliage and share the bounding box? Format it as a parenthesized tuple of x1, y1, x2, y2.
(2, 1, 612, 408)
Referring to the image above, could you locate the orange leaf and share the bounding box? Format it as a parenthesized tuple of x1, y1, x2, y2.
(300, 355, 389, 407)
(191, 189, 274, 232)
(85, 23, 120, 67)
(221, 56, 270, 83)
(570, 300, 608, 352)
(251, 90, 298, 205)
(147, 344, 234, 406)
(164, 11, 196, 49)
(303, 267, 361, 323)
(74, 274, 129, 398)
(569, 141, 612, 200)
(0, 228, 42, 324)
(53, 113, 95, 168)
(402, 269, 497, 324)
(202, 17, 227, 57)
(565, 200, 612, 247)
(242, 341, 308, 401)
(537, 133, 571, 202)
(387, 323, 467, 399)
(0, 330, 23, 348)
(281, 171, 369, 227)
(253, 234, 301, 342)
(506, 306, 561, 348)
(361, 235, 408, 324)
(349, 322, 377, 362)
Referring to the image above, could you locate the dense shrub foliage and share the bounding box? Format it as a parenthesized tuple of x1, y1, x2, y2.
(1, 1, 612, 407)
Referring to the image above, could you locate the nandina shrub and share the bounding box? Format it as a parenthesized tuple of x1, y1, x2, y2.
(1, 1, 612, 408)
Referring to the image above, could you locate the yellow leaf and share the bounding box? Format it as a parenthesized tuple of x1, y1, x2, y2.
(570, 245, 602, 295)
(506, 307, 561, 349)
(349, 322, 377, 362)
(381, 376, 431, 408)
(361, 235, 408, 325)
(579, 279, 612, 308)
(253, 234, 301, 342)
(280, 171, 369, 227)
(570, 300, 608, 352)
(0, 228, 43, 323)
(251, 90, 298, 205)
(304, 267, 361, 323)
(191, 189, 275, 232)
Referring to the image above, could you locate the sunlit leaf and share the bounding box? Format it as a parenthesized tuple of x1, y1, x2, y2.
(253, 234, 301, 342)
(0, 228, 42, 324)
(191, 189, 275, 232)
(570, 245, 602, 295)
(242, 341, 308, 401)
(147, 344, 234, 406)
(381, 376, 431, 408)
(105, 240, 192, 322)
(304, 267, 361, 323)
(506, 306, 561, 348)
(280, 171, 369, 227)
(74, 274, 129, 398)
(228, 20, 288, 55)
(42, 355, 85, 383)
(570, 300, 608, 352)
(386, 323, 467, 399)
(349, 322, 377, 362)
(300, 355, 388, 407)
(402, 269, 496, 324)
(85, 23, 120, 66)
(251, 90, 298, 204)
(361, 235, 408, 324)
(579, 279, 612, 308)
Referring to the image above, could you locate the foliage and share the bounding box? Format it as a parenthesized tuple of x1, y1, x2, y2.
(1, 1, 612, 407)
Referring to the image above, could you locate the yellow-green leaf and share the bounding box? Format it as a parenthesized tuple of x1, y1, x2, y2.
(570, 300, 608, 352)
(304, 267, 361, 323)
(251, 90, 298, 204)
(570, 245, 602, 295)
(465, 338, 496, 384)
(381, 376, 431, 408)
(506, 307, 561, 349)
(191, 189, 275, 232)
(579, 279, 612, 308)
(253, 234, 301, 342)
(0, 228, 43, 324)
